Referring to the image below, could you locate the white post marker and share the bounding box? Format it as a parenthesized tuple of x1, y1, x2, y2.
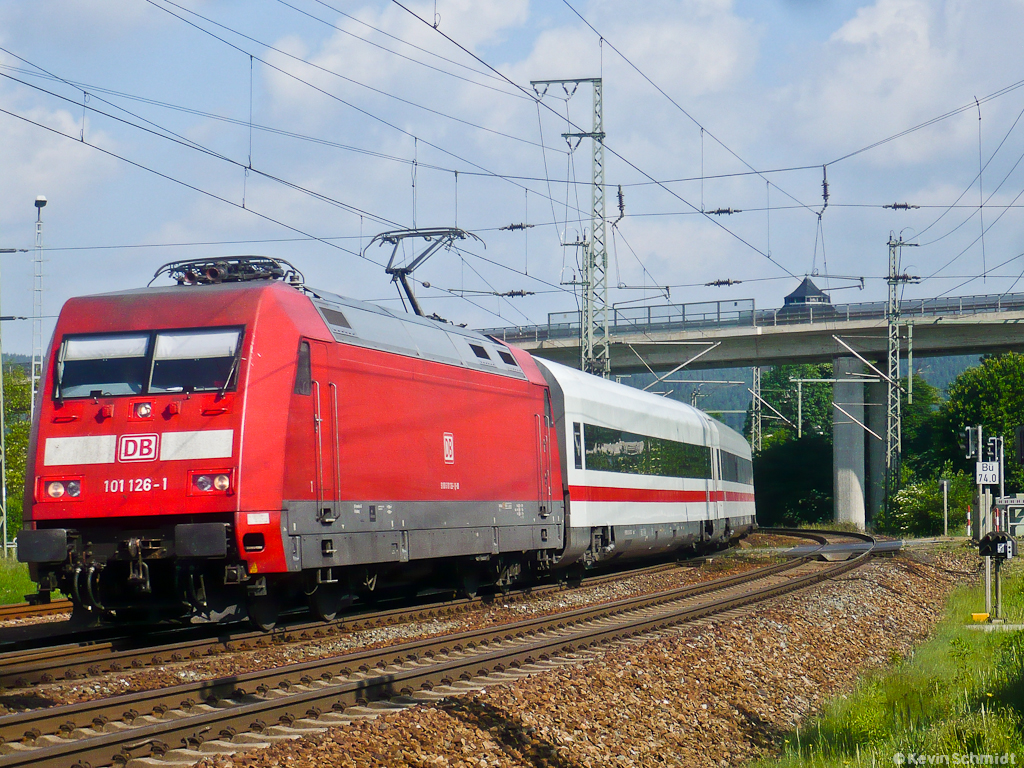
(977, 461, 1001, 486)
(940, 479, 949, 537)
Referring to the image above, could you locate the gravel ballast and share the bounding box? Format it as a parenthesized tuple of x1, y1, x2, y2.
(188, 547, 977, 768)
(19, 556, 771, 707)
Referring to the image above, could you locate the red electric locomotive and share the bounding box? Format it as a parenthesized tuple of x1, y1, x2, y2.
(17, 257, 562, 627)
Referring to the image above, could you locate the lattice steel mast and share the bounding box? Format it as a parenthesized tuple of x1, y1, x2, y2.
(751, 366, 762, 451)
(885, 233, 917, 512)
(531, 77, 609, 378)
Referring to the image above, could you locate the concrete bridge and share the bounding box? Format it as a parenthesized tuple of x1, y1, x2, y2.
(479, 291, 1024, 528)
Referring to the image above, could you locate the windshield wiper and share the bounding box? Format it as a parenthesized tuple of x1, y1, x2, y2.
(219, 355, 239, 397)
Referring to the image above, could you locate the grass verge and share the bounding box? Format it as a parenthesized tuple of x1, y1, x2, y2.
(0, 557, 36, 605)
(752, 559, 1024, 766)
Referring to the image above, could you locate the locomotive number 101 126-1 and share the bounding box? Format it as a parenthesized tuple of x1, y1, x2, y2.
(104, 478, 168, 493)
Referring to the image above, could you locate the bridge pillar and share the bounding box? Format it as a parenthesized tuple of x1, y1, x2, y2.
(866, 381, 886, 525)
(833, 357, 865, 529)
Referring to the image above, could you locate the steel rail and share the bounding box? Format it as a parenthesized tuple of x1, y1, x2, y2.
(0, 556, 809, 758)
(0, 541, 871, 768)
(0, 600, 71, 621)
(0, 560, 694, 688)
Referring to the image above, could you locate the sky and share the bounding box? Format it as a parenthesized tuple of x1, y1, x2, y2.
(2, 0, 1024, 357)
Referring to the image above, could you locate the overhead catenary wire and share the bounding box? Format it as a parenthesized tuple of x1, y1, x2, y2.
(147, 0, 554, 152)
(2, 33, 598, 321)
(271, 0, 530, 100)
(0, 70, 550, 326)
(559, 0, 819, 220)
(0, 62, 586, 191)
(826, 77, 1024, 167)
(389, 0, 801, 281)
(304, 0, 513, 86)
(26, 52, 1017, 208)
(911, 99, 1024, 262)
(16, 4, 1024, 322)
(0, 63, 401, 229)
(922, 181, 1024, 282)
(29, 227, 1024, 290)
(0, 66, 398, 227)
(141, 0, 589, 223)
(0, 104, 392, 267)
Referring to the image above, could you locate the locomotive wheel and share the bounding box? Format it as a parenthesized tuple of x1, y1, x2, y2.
(309, 583, 352, 622)
(247, 594, 280, 631)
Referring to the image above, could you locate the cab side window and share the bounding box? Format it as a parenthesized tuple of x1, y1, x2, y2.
(294, 341, 312, 395)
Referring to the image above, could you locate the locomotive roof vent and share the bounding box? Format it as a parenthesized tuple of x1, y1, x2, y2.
(150, 256, 305, 288)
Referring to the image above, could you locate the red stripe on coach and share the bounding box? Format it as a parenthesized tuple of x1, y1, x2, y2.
(569, 486, 707, 503)
(569, 486, 755, 503)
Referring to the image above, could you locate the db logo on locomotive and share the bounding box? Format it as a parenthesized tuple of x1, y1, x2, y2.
(118, 434, 160, 462)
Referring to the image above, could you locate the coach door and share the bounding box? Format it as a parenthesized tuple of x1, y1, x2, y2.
(712, 448, 725, 523)
(309, 341, 339, 524)
(536, 409, 553, 520)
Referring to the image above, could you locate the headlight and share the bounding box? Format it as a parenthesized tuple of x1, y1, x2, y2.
(46, 481, 65, 498)
(213, 474, 230, 491)
(66, 480, 81, 497)
(135, 402, 152, 418)
(193, 475, 213, 492)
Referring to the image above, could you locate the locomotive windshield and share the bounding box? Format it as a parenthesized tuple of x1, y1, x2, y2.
(55, 327, 242, 398)
(59, 334, 150, 397)
(150, 329, 240, 393)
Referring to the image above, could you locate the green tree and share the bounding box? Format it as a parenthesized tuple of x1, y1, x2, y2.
(2, 366, 31, 538)
(935, 352, 1024, 493)
(744, 363, 834, 445)
(752, 434, 833, 526)
(874, 462, 973, 537)
(901, 373, 943, 479)
(744, 364, 834, 527)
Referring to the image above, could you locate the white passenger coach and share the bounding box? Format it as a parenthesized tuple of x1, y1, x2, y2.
(535, 359, 755, 566)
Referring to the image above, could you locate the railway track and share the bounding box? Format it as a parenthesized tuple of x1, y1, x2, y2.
(0, 600, 71, 622)
(0, 559, 692, 689)
(0, 530, 877, 768)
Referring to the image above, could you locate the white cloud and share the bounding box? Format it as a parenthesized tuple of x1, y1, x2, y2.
(0, 0, 172, 48)
(790, 0, 1024, 165)
(263, 0, 529, 129)
(509, 2, 758, 99)
(0, 103, 119, 230)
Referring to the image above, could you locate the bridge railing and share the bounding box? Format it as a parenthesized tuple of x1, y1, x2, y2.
(477, 291, 1024, 343)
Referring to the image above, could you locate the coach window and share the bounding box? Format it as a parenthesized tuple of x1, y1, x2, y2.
(573, 422, 583, 469)
(57, 333, 150, 398)
(294, 341, 312, 395)
(150, 328, 241, 393)
(721, 451, 754, 485)
(583, 424, 712, 480)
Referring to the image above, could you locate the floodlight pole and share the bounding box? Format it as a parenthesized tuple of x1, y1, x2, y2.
(31, 196, 46, 422)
